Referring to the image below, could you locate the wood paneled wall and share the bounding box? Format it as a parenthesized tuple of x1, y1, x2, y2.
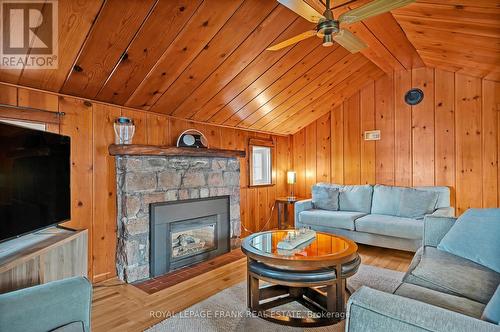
(0, 83, 291, 282)
(2, 66, 497, 283)
(292, 68, 500, 215)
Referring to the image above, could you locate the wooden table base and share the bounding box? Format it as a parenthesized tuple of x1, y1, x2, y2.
(247, 269, 352, 327)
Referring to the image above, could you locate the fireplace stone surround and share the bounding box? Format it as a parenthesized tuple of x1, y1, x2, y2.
(114, 155, 240, 283)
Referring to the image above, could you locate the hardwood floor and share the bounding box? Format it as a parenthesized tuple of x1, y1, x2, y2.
(91, 244, 414, 332)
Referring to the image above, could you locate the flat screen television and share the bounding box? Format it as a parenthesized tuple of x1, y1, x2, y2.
(0, 122, 71, 242)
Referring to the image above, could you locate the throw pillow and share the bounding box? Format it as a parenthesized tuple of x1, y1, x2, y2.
(438, 208, 500, 273)
(397, 188, 439, 219)
(371, 185, 401, 216)
(311, 184, 339, 211)
(338, 185, 373, 213)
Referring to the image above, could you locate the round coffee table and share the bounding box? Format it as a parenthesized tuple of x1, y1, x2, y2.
(241, 230, 360, 327)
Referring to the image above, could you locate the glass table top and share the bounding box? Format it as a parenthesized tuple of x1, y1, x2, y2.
(247, 230, 352, 258)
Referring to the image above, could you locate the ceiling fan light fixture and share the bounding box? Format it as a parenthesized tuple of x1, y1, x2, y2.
(322, 34, 333, 47)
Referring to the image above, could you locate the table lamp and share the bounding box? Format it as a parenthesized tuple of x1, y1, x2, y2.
(287, 171, 297, 200)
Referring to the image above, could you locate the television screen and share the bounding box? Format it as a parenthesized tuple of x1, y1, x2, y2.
(0, 122, 71, 242)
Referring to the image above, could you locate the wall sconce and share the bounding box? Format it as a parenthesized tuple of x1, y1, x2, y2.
(287, 171, 297, 200)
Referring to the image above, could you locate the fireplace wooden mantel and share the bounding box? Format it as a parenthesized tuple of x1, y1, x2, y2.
(109, 144, 246, 158)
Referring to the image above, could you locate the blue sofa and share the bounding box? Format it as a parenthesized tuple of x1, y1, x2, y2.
(0, 276, 92, 332)
(295, 184, 453, 251)
(345, 209, 500, 332)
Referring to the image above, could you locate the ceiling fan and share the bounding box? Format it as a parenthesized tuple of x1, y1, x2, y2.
(267, 0, 415, 53)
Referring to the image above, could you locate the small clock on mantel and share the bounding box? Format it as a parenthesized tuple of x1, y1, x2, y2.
(176, 129, 208, 148)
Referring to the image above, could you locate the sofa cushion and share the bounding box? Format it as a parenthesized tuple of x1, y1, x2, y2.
(311, 184, 339, 211)
(398, 188, 438, 219)
(355, 214, 423, 239)
(414, 186, 451, 209)
(338, 184, 373, 213)
(403, 247, 500, 304)
(482, 285, 500, 324)
(395, 283, 485, 318)
(371, 185, 402, 216)
(438, 208, 500, 273)
(299, 210, 367, 230)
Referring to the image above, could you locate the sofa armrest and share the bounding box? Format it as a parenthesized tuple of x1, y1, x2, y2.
(423, 215, 456, 247)
(346, 287, 498, 332)
(0, 276, 92, 332)
(294, 199, 313, 226)
(428, 206, 455, 217)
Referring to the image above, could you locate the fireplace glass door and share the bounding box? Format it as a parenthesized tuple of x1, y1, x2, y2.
(170, 215, 218, 262)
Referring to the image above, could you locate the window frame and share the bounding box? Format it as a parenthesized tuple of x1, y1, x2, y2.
(248, 138, 275, 188)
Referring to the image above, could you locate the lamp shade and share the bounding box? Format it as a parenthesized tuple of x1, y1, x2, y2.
(287, 171, 297, 184)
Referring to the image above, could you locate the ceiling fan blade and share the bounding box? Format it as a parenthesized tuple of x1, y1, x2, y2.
(267, 30, 317, 51)
(332, 29, 367, 53)
(339, 0, 415, 24)
(277, 0, 324, 23)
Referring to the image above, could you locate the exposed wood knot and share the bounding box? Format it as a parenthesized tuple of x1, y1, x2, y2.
(161, 72, 166, 76)
(73, 65, 83, 72)
(437, 102, 442, 107)
(182, 47, 188, 51)
(77, 201, 83, 207)
(188, 75, 194, 79)
(179, 6, 185, 12)
(202, 20, 209, 27)
(455, 4, 464, 9)
(83, 100, 92, 107)
(473, 95, 479, 100)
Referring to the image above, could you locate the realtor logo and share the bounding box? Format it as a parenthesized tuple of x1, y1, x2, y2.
(1, 0, 58, 69)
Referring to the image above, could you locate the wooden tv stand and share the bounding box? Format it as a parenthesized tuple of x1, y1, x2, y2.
(0, 227, 88, 294)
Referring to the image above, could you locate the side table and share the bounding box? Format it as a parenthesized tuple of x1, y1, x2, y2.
(275, 197, 305, 229)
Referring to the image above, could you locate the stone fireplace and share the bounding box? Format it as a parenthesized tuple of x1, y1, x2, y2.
(114, 154, 240, 283)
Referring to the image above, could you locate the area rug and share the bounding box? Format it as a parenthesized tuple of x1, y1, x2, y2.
(146, 265, 404, 332)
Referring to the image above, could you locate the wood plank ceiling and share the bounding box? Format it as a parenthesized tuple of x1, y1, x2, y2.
(392, 0, 500, 82)
(0, 0, 497, 135)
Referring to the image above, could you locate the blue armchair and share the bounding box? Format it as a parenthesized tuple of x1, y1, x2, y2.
(0, 276, 92, 332)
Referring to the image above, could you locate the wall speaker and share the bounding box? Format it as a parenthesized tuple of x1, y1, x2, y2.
(404, 88, 424, 105)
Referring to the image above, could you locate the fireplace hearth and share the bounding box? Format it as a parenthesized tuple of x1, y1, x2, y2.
(150, 196, 230, 277)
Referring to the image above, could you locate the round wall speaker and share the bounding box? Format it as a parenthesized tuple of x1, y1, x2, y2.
(404, 88, 424, 105)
